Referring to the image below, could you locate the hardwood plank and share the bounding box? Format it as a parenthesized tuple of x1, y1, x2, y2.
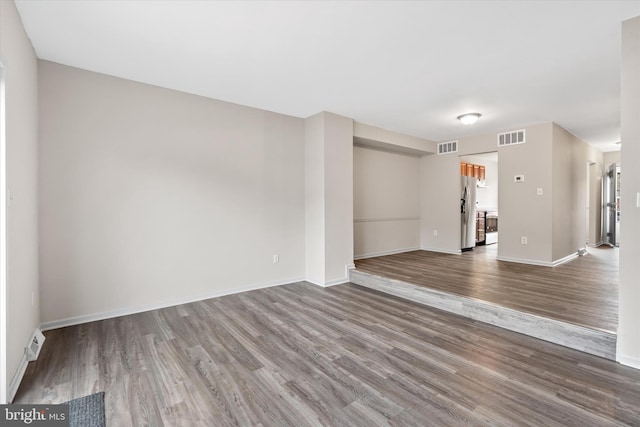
(13, 281, 640, 426)
(354, 245, 618, 332)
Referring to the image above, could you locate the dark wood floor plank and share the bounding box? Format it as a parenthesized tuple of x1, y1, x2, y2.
(13, 281, 640, 425)
(355, 245, 618, 332)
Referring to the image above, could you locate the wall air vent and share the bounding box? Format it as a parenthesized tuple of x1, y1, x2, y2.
(497, 129, 525, 146)
(25, 328, 46, 361)
(437, 140, 458, 155)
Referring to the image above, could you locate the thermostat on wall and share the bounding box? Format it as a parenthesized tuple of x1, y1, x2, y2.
(514, 175, 525, 183)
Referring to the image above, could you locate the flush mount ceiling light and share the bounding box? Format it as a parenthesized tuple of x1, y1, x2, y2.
(457, 113, 481, 125)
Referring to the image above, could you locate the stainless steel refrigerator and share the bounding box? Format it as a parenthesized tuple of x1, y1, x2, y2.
(461, 176, 478, 251)
(602, 163, 620, 247)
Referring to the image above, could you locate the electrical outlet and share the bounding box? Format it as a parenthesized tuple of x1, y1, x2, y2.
(433, 230, 438, 236)
(273, 254, 279, 264)
(521, 236, 528, 245)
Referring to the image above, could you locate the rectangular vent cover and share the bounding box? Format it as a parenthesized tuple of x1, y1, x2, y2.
(498, 129, 525, 146)
(438, 140, 458, 155)
(25, 328, 46, 362)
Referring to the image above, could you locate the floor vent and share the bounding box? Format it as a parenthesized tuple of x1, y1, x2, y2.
(498, 129, 525, 146)
(25, 328, 46, 361)
(438, 140, 458, 155)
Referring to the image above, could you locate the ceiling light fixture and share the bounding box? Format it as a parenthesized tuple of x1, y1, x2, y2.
(457, 113, 481, 125)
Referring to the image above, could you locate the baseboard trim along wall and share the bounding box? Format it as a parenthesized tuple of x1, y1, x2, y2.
(552, 251, 580, 266)
(8, 353, 28, 403)
(322, 278, 350, 287)
(618, 354, 640, 370)
(420, 246, 461, 255)
(354, 247, 420, 260)
(40, 276, 305, 332)
(306, 264, 355, 288)
(497, 251, 579, 267)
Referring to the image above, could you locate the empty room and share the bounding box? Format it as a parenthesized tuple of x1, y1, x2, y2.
(2, 1, 640, 425)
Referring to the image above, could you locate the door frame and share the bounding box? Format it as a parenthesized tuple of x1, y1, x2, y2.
(0, 60, 8, 404)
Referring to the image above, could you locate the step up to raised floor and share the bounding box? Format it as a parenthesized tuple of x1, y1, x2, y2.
(349, 269, 616, 360)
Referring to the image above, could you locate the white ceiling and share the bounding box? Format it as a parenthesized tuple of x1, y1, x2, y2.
(15, 1, 640, 152)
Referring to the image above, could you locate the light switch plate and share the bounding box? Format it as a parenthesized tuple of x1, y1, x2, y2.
(514, 175, 525, 183)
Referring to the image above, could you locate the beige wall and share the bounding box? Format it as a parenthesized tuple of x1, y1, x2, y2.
(551, 124, 603, 260)
(324, 113, 354, 284)
(304, 113, 325, 284)
(353, 122, 436, 155)
(305, 112, 354, 285)
(420, 152, 460, 253)
(497, 123, 554, 263)
(354, 146, 420, 258)
(603, 150, 621, 167)
(0, 0, 40, 401)
(420, 123, 558, 264)
(619, 15, 640, 369)
(38, 61, 306, 323)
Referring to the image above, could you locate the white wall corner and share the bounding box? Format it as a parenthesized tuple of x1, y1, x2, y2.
(322, 278, 349, 288)
(420, 246, 462, 255)
(7, 352, 29, 403)
(617, 353, 640, 370)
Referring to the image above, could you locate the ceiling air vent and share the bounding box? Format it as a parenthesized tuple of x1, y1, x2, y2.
(437, 140, 458, 155)
(497, 129, 525, 146)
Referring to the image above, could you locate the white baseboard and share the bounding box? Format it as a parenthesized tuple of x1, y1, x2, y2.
(420, 246, 461, 255)
(354, 247, 420, 260)
(307, 277, 349, 288)
(305, 263, 355, 288)
(618, 354, 640, 370)
(497, 251, 579, 267)
(497, 256, 554, 267)
(41, 276, 305, 331)
(552, 251, 580, 266)
(8, 353, 28, 403)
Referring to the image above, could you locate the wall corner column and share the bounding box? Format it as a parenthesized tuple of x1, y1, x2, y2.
(618, 15, 640, 369)
(304, 112, 354, 287)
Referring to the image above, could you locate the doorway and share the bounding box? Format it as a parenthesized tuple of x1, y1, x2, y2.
(460, 152, 499, 258)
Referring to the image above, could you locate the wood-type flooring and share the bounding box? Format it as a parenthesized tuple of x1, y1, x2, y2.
(14, 280, 639, 426)
(355, 245, 618, 332)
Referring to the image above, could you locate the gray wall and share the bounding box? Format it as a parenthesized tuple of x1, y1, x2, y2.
(354, 146, 420, 258)
(0, 0, 40, 401)
(38, 61, 306, 324)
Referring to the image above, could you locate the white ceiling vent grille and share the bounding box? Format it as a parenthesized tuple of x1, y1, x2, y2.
(437, 140, 458, 155)
(498, 129, 525, 146)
